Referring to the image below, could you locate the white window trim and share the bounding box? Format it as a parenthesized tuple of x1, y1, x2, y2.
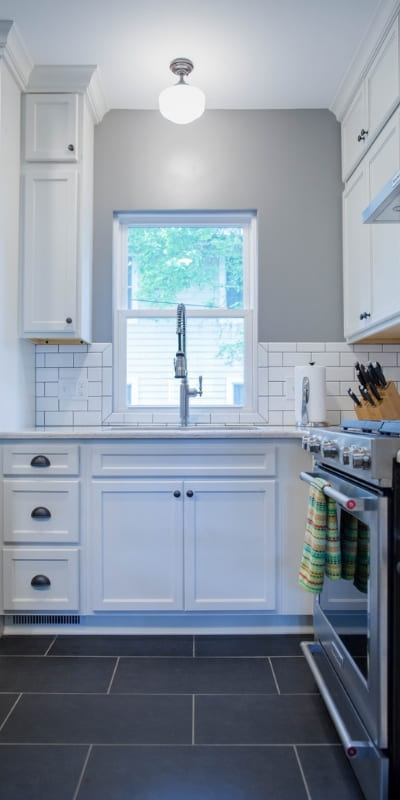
(110, 211, 259, 425)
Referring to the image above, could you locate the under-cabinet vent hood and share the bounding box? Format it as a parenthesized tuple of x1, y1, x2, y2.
(362, 169, 400, 223)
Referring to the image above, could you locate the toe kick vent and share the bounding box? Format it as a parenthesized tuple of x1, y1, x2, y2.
(5, 614, 81, 626)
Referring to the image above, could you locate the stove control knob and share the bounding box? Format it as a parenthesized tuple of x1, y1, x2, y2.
(351, 448, 371, 469)
(321, 440, 338, 458)
(308, 436, 321, 454)
(301, 434, 310, 450)
(341, 446, 351, 465)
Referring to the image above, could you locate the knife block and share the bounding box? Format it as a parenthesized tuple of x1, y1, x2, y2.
(354, 381, 400, 420)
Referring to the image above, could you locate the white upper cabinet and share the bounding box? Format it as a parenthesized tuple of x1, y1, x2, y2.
(341, 16, 400, 182)
(343, 110, 400, 341)
(23, 94, 79, 162)
(20, 90, 94, 343)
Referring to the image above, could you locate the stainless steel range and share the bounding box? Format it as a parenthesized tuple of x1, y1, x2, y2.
(300, 419, 400, 800)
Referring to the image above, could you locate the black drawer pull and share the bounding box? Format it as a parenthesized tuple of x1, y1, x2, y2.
(30, 455, 51, 468)
(31, 506, 51, 519)
(173, 490, 181, 498)
(186, 489, 194, 498)
(31, 574, 51, 588)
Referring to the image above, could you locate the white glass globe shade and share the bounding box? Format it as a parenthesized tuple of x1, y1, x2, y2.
(159, 82, 205, 124)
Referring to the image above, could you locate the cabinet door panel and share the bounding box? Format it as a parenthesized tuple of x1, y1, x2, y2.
(341, 85, 367, 181)
(21, 170, 78, 335)
(367, 19, 400, 143)
(24, 94, 78, 161)
(91, 481, 183, 610)
(184, 479, 276, 611)
(342, 165, 371, 337)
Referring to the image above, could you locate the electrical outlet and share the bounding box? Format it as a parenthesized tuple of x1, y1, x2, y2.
(58, 378, 88, 400)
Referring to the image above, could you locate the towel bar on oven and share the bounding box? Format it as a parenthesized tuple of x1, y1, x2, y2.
(299, 471, 376, 512)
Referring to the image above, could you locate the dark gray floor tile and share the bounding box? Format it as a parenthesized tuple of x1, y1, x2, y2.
(0, 656, 116, 693)
(0, 693, 192, 744)
(49, 634, 193, 657)
(195, 693, 339, 745)
(0, 744, 88, 800)
(195, 633, 313, 657)
(297, 745, 365, 799)
(0, 695, 19, 725)
(271, 656, 319, 693)
(0, 636, 54, 655)
(77, 744, 309, 800)
(111, 656, 276, 694)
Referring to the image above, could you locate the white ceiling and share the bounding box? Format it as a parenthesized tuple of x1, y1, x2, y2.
(0, 0, 384, 111)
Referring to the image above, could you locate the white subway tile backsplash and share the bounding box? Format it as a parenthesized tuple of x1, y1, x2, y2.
(34, 340, 400, 428)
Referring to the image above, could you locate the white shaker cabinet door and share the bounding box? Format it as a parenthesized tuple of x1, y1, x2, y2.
(90, 481, 184, 611)
(24, 93, 79, 162)
(342, 163, 371, 339)
(21, 169, 79, 337)
(184, 479, 276, 611)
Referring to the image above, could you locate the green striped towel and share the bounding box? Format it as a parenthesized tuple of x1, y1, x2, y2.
(340, 511, 370, 594)
(299, 477, 341, 594)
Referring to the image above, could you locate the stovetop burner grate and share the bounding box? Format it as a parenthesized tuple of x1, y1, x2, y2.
(341, 419, 400, 436)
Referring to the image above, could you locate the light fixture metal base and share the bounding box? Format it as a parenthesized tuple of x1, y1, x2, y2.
(170, 58, 194, 78)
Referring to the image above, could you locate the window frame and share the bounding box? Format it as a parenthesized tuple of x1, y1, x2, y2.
(111, 210, 258, 422)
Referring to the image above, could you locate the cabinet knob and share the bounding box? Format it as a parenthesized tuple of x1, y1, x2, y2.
(186, 489, 194, 498)
(30, 454, 51, 468)
(31, 574, 51, 588)
(173, 490, 181, 498)
(65, 317, 73, 324)
(359, 311, 371, 320)
(31, 506, 51, 519)
(67, 144, 75, 152)
(357, 128, 368, 142)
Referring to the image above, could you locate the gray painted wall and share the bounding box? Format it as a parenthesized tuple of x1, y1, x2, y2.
(93, 109, 343, 343)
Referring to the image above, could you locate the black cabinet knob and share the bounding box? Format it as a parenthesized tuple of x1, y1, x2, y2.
(65, 317, 72, 324)
(186, 490, 194, 498)
(357, 128, 368, 142)
(31, 574, 51, 588)
(30, 455, 51, 468)
(359, 311, 371, 320)
(67, 144, 75, 152)
(173, 490, 181, 498)
(31, 506, 51, 519)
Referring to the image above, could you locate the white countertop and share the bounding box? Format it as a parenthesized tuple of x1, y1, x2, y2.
(0, 426, 303, 440)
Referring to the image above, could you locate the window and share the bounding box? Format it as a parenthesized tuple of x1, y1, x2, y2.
(113, 211, 257, 419)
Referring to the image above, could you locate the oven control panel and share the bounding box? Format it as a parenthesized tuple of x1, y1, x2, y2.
(302, 432, 373, 475)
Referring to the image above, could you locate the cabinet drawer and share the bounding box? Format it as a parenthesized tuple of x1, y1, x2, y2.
(91, 442, 276, 477)
(3, 548, 79, 611)
(3, 480, 79, 543)
(3, 444, 79, 476)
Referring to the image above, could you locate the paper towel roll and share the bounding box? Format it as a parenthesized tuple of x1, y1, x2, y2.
(295, 364, 326, 426)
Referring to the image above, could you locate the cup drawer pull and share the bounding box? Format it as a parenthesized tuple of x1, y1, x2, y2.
(30, 455, 51, 468)
(31, 506, 51, 519)
(31, 574, 51, 588)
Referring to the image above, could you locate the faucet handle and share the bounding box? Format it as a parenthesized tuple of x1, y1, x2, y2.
(198, 376, 203, 396)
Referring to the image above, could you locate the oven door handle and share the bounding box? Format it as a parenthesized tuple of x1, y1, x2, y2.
(299, 471, 377, 511)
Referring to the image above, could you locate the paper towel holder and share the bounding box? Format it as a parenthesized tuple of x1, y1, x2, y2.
(295, 362, 328, 428)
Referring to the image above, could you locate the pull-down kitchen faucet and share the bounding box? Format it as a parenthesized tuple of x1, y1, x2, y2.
(174, 303, 203, 426)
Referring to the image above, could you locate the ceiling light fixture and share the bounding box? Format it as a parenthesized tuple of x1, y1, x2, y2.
(159, 58, 205, 125)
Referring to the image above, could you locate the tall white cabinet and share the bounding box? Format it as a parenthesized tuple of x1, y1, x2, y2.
(20, 68, 105, 343)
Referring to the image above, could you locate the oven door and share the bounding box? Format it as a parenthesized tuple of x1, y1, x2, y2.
(300, 466, 389, 800)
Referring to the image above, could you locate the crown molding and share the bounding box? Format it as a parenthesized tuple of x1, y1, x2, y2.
(0, 20, 33, 90)
(26, 65, 108, 123)
(330, 0, 400, 121)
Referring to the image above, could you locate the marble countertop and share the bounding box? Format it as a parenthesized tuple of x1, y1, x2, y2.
(0, 425, 303, 440)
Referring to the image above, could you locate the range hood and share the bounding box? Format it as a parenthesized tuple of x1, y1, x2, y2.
(362, 169, 400, 223)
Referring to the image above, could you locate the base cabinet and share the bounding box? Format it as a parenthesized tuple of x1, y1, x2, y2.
(90, 477, 276, 612)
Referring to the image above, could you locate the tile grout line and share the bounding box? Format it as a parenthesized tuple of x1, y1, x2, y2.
(293, 745, 313, 800)
(72, 743, 92, 800)
(268, 657, 281, 694)
(0, 694, 23, 732)
(106, 657, 120, 694)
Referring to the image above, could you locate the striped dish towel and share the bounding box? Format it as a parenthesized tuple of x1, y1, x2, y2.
(298, 477, 341, 593)
(340, 511, 370, 594)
